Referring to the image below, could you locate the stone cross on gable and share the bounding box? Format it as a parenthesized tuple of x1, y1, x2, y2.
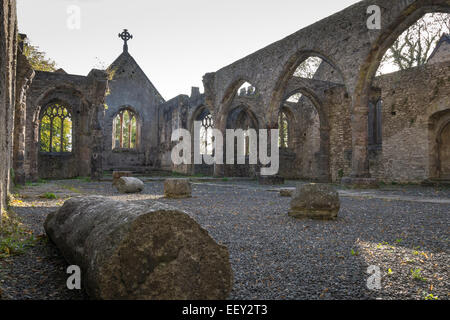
(118, 29, 133, 53)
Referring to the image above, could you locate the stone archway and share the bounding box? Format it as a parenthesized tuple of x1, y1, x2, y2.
(224, 105, 260, 177)
(347, 2, 450, 186)
(189, 106, 215, 176)
(279, 88, 331, 182)
(438, 122, 450, 179)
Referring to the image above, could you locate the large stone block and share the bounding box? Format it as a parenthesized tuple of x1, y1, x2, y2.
(289, 183, 340, 220)
(115, 177, 144, 194)
(164, 178, 192, 199)
(280, 189, 293, 197)
(112, 171, 132, 186)
(44, 196, 233, 300)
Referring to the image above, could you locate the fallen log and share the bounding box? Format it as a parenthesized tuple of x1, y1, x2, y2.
(44, 196, 233, 300)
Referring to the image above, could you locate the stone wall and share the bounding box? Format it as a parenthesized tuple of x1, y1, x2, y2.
(428, 35, 450, 65)
(8, 0, 450, 185)
(0, 0, 18, 215)
(322, 86, 353, 182)
(371, 60, 450, 183)
(13, 35, 34, 185)
(25, 70, 108, 180)
(201, 0, 450, 185)
(278, 98, 321, 180)
(158, 88, 206, 174)
(320, 60, 450, 184)
(103, 52, 165, 171)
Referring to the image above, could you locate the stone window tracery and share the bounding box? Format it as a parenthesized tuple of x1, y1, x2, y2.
(40, 104, 73, 153)
(113, 109, 138, 149)
(200, 113, 214, 155)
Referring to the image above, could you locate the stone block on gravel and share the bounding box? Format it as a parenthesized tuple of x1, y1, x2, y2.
(115, 177, 144, 194)
(289, 183, 340, 220)
(164, 178, 192, 199)
(280, 189, 293, 197)
(44, 196, 233, 300)
(112, 171, 132, 186)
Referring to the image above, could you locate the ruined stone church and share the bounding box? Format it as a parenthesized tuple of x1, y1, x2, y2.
(1, 0, 450, 215)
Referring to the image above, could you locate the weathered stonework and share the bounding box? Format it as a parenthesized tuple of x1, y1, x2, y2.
(25, 69, 108, 180)
(289, 183, 341, 220)
(371, 60, 450, 183)
(164, 178, 192, 199)
(201, 0, 450, 185)
(158, 88, 207, 175)
(428, 34, 450, 65)
(0, 0, 18, 216)
(13, 35, 34, 185)
(103, 51, 165, 172)
(8, 0, 450, 188)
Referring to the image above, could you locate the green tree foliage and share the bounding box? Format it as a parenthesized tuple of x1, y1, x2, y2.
(40, 105, 72, 153)
(23, 39, 57, 72)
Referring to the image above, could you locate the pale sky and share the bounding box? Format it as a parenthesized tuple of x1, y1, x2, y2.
(17, 0, 361, 100)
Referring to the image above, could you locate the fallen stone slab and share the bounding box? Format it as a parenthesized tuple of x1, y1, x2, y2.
(44, 196, 233, 300)
(164, 178, 192, 199)
(289, 183, 340, 220)
(115, 177, 144, 194)
(112, 171, 132, 186)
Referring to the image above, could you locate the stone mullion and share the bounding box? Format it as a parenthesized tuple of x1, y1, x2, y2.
(119, 112, 123, 148)
(128, 112, 132, 148)
(49, 116, 54, 153)
(60, 116, 64, 153)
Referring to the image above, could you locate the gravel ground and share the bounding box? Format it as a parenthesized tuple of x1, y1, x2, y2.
(1, 179, 448, 300)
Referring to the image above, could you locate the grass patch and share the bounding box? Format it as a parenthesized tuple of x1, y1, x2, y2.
(411, 268, 427, 282)
(170, 171, 187, 177)
(24, 179, 47, 187)
(40, 192, 57, 200)
(191, 173, 210, 178)
(60, 185, 82, 193)
(0, 210, 37, 259)
(70, 176, 92, 183)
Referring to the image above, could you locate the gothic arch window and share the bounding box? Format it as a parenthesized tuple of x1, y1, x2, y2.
(40, 104, 73, 153)
(368, 99, 383, 148)
(237, 82, 257, 97)
(199, 113, 214, 155)
(235, 108, 257, 156)
(113, 109, 138, 149)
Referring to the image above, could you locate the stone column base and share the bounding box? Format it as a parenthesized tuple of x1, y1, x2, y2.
(341, 176, 379, 189)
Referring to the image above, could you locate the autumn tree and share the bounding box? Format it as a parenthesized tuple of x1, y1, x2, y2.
(23, 38, 57, 72)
